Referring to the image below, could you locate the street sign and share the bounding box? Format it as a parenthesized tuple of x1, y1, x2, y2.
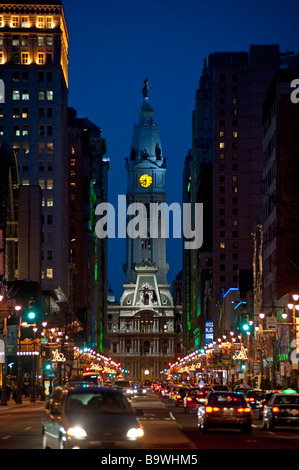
(266, 317, 277, 330)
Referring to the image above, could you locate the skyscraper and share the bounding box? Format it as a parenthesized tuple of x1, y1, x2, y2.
(184, 46, 283, 346)
(0, 1, 69, 299)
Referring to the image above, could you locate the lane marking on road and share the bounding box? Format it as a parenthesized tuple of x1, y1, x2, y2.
(24, 427, 32, 431)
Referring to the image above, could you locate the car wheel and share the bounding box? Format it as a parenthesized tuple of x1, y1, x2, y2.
(241, 425, 252, 434)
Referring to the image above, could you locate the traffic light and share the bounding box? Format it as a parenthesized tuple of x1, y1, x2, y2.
(25, 298, 37, 323)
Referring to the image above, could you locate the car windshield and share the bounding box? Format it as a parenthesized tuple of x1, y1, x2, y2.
(66, 391, 132, 415)
(274, 395, 299, 404)
(209, 393, 245, 405)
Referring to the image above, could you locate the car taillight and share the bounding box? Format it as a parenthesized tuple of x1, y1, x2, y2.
(272, 406, 280, 413)
(206, 406, 220, 413)
(246, 397, 254, 402)
(187, 397, 192, 402)
(237, 407, 252, 413)
(177, 395, 181, 399)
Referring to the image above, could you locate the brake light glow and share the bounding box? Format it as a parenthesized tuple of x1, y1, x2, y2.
(206, 406, 220, 413)
(272, 406, 280, 413)
(177, 395, 181, 399)
(187, 397, 192, 402)
(237, 407, 252, 413)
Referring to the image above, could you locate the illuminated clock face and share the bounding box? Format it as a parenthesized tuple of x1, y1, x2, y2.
(139, 174, 152, 188)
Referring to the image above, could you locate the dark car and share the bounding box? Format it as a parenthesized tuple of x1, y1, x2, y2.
(197, 391, 252, 434)
(183, 387, 212, 413)
(174, 387, 189, 407)
(245, 389, 264, 410)
(42, 386, 144, 449)
(262, 392, 299, 431)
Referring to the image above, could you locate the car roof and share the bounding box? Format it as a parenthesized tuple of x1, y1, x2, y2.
(64, 386, 123, 394)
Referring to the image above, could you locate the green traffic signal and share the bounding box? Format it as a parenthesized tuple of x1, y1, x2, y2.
(242, 323, 249, 331)
(25, 298, 37, 323)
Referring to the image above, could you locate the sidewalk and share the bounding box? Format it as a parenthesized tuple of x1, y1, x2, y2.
(0, 397, 46, 411)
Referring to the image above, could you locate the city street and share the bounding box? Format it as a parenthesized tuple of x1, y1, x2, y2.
(0, 391, 299, 451)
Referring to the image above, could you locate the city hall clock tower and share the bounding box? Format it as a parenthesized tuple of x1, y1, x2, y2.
(124, 77, 169, 285)
(107, 79, 183, 382)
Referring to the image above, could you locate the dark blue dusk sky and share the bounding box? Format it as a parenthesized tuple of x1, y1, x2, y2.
(62, 0, 299, 301)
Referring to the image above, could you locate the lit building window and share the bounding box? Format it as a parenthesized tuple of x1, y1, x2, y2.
(38, 89, 45, 100)
(232, 131, 238, 138)
(22, 178, 30, 186)
(13, 89, 20, 100)
(47, 142, 54, 154)
(21, 17, 29, 27)
(47, 90, 54, 100)
(38, 179, 45, 189)
(232, 175, 238, 182)
(21, 52, 30, 65)
(21, 36, 29, 46)
(46, 268, 53, 279)
(37, 53, 45, 65)
(22, 107, 29, 118)
(232, 219, 238, 227)
(219, 131, 225, 137)
(0, 52, 4, 64)
(11, 16, 19, 28)
(47, 196, 53, 207)
(0, 17, 4, 28)
(37, 16, 44, 28)
(47, 179, 53, 190)
(46, 17, 54, 29)
(22, 125, 29, 136)
(13, 125, 20, 136)
(219, 142, 225, 149)
(220, 242, 226, 249)
(38, 36, 44, 46)
(22, 89, 29, 100)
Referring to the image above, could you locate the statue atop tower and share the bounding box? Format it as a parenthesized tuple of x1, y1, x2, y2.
(141, 77, 151, 98)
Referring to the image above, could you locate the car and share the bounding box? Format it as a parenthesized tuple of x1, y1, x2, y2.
(42, 386, 144, 449)
(169, 386, 183, 402)
(183, 387, 212, 413)
(262, 391, 299, 431)
(197, 391, 252, 434)
(258, 390, 280, 420)
(174, 387, 189, 407)
(245, 389, 264, 410)
(133, 384, 147, 397)
(112, 379, 134, 398)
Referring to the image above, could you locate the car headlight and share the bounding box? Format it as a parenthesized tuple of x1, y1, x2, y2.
(67, 426, 87, 439)
(126, 427, 144, 439)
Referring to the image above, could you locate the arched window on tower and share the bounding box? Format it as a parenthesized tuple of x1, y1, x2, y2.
(141, 232, 151, 251)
